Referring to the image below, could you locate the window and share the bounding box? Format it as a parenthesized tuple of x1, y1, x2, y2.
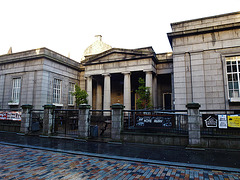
(11, 78, 21, 104)
(68, 82, 75, 105)
(226, 56, 240, 100)
(53, 79, 62, 104)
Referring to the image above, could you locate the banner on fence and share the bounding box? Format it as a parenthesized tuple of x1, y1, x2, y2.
(202, 114, 218, 128)
(228, 115, 240, 128)
(203, 114, 240, 128)
(135, 114, 174, 128)
(0, 111, 21, 121)
(218, 115, 228, 129)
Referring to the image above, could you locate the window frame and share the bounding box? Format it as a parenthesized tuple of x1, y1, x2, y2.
(52, 78, 62, 106)
(9, 77, 22, 105)
(225, 56, 240, 102)
(68, 82, 75, 106)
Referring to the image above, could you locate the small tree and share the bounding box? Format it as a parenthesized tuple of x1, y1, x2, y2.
(72, 84, 88, 106)
(136, 78, 152, 109)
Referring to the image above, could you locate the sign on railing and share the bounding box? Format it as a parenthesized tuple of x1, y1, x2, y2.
(203, 114, 240, 128)
(0, 111, 21, 121)
(135, 114, 175, 128)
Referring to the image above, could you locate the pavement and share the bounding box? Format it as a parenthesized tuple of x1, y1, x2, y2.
(0, 131, 240, 179)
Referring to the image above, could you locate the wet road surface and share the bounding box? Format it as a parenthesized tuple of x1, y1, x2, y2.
(0, 144, 240, 180)
(0, 132, 239, 170)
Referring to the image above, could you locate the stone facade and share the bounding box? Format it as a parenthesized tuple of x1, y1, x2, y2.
(0, 48, 81, 109)
(168, 11, 240, 110)
(82, 47, 173, 110)
(1, 11, 240, 111)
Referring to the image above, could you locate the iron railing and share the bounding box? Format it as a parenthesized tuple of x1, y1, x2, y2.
(123, 110, 188, 135)
(0, 109, 21, 132)
(90, 110, 111, 138)
(200, 109, 240, 137)
(54, 109, 79, 137)
(30, 109, 44, 132)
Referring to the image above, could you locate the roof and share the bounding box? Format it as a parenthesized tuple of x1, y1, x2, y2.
(0, 47, 82, 71)
(81, 46, 158, 65)
(167, 11, 240, 47)
(82, 35, 112, 60)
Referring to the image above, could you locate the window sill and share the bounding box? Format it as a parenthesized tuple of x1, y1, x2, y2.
(68, 104, 75, 107)
(53, 103, 63, 107)
(229, 98, 240, 102)
(8, 102, 19, 106)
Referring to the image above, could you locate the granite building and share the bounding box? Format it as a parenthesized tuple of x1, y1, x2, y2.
(0, 48, 82, 109)
(168, 11, 240, 110)
(0, 11, 240, 110)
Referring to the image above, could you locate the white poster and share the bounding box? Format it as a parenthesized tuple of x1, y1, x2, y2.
(0, 111, 21, 121)
(218, 115, 227, 129)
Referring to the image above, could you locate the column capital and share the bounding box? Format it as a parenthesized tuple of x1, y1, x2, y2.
(111, 103, 125, 109)
(79, 104, 91, 109)
(186, 103, 201, 109)
(122, 71, 131, 75)
(21, 104, 33, 110)
(43, 104, 55, 109)
(144, 70, 153, 74)
(84, 74, 92, 78)
(102, 73, 110, 76)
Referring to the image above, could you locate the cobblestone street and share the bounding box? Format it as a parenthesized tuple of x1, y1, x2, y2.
(0, 144, 239, 180)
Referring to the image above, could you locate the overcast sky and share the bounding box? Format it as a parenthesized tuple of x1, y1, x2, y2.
(0, 0, 239, 62)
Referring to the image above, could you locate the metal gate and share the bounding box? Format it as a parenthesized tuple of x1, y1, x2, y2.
(123, 110, 188, 134)
(30, 109, 44, 133)
(90, 110, 112, 138)
(54, 109, 79, 137)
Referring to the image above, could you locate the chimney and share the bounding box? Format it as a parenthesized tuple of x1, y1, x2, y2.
(7, 47, 12, 54)
(95, 35, 102, 41)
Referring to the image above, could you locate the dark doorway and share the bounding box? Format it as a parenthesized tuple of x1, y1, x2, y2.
(163, 93, 172, 110)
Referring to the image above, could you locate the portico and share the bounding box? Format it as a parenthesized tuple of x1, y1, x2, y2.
(82, 47, 172, 110)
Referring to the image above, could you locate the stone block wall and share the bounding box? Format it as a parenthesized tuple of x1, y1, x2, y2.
(0, 48, 81, 109)
(168, 12, 240, 110)
(171, 12, 240, 32)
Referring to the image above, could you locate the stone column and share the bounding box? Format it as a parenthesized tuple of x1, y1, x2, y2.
(78, 104, 91, 138)
(20, 104, 33, 134)
(43, 104, 55, 135)
(96, 82, 102, 110)
(123, 72, 131, 110)
(86, 76, 92, 107)
(145, 71, 153, 103)
(111, 103, 125, 140)
(186, 103, 201, 146)
(153, 75, 157, 109)
(103, 74, 111, 111)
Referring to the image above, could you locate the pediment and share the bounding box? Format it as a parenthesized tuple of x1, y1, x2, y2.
(82, 47, 157, 65)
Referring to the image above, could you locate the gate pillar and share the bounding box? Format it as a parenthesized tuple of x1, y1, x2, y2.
(20, 104, 33, 134)
(186, 102, 201, 146)
(43, 104, 55, 136)
(111, 103, 125, 141)
(78, 104, 91, 138)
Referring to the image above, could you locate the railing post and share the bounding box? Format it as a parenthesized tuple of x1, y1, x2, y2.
(78, 104, 91, 138)
(186, 103, 201, 146)
(43, 104, 55, 136)
(111, 103, 125, 141)
(20, 104, 33, 134)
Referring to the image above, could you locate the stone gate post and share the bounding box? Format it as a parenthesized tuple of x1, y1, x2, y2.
(186, 103, 201, 146)
(20, 104, 33, 134)
(78, 104, 91, 138)
(111, 103, 125, 141)
(43, 104, 55, 135)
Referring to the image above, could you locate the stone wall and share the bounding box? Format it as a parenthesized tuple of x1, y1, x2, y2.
(171, 12, 240, 32)
(168, 12, 240, 110)
(0, 48, 81, 109)
(121, 132, 188, 146)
